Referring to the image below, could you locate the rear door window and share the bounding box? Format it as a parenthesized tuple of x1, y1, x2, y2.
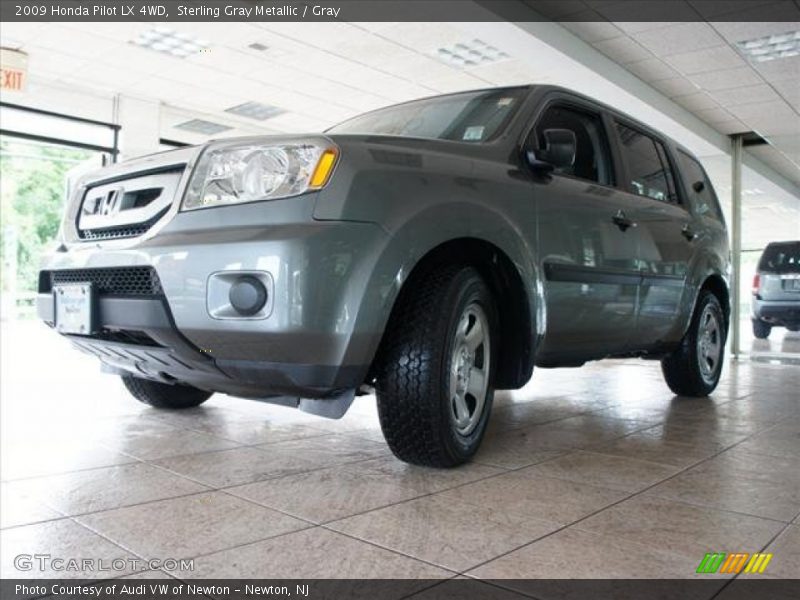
(615, 122, 678, 203)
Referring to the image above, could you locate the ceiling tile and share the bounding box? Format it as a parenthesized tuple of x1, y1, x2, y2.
(729, 100, 800, 136)
(593, 36, 653, 64)
(767, 134, 800, 159)
(753, 55, 800, 84)
(650, 77, 702, 97)
(633, 22, 723, 56)
(673, 92, 720, 111)
(687, 66, 763, 91)
(624, 57, 680, 82)
(710, 119, 749, 135)
(711, 20, 800, 45)
(561, 19, 624, 43)
(709, 84, 780, 108)
(666, 45, 747, 75)
(693, 105, 735, 125)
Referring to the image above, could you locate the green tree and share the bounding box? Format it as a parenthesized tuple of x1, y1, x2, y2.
(1, 138, 96, 293)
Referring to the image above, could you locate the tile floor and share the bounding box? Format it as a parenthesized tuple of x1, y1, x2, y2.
(1, 321, 798, 595)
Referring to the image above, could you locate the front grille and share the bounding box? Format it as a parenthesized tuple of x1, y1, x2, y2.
(40, 267, 163, 296)
(78, 207, 169, 241)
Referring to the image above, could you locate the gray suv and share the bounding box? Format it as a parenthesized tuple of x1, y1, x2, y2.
(752, 241, 800, 339)
(38, 85, 730, 467)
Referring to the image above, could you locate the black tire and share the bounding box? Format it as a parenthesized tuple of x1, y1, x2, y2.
(752, 319, 771, 340)
(122, 375, 212, 409)
(661, 290, 726, 397)
(375, 265, 497, 468)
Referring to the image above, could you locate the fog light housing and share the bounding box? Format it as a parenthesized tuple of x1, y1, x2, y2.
(229, 276, 267, 316)
(207, 271, 273, 320)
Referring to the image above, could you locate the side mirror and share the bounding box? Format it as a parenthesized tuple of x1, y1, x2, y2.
(526, 128, 577, 173)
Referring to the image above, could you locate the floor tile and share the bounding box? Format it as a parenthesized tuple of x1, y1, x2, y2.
(77, 491, 308, 559)
(578, 495, 786, 558)
(329, 494, 560, 572)
(523, 451, 681, 492)
(468, 527, 700, 578)
(763, 525, 799, 579)
(435, 471, 629, 525)
(97, 427, 241, 460)
(228, 463, 426, 523)
(151, 446, 320, 488)
(0, 438, 136, 481)
(0, 482, 62, 529)
(13, 463, 208, 516)
(168, 527, 451, 579)
(0, 519, 135, 579)
(646, 469, 800, 522)
(254, 434, 390, 467)
(590, 432, 719, 468)
(185, 420, 328, 445)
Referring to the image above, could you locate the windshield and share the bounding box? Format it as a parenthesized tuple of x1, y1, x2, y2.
(327, 87, 529, 143)
(759, 242, 800, 273)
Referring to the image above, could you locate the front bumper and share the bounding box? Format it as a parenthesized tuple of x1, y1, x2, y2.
(39, 202, 388, 398)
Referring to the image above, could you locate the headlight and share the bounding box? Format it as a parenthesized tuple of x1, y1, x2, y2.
(182, 139, 338, 211)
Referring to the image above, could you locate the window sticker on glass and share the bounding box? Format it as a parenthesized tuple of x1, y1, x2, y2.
(497, 98, 514, 107)
(463, 126, 485, 141)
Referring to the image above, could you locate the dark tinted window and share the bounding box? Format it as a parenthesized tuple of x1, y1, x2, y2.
(533, 105, 613, 184)
(616, 122, 677, 203)
(327, 87, 527, 143)
(758, 242, 800, 273)
(677, 150, 723, 221)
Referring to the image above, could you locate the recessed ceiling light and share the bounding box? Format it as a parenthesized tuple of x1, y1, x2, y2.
(175, 119, 232, 135)
(736, 30, 800, 63)
(131, 27, 209, 58)
(225, 101, 286, 121)
(435, 39, 509, 69)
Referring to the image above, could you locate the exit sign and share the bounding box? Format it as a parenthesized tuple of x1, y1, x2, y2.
(0, 48, 28, 92)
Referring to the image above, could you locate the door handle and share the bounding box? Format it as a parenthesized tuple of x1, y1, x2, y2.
(681, 224, 697, 241)
(612, 210, 636, 232)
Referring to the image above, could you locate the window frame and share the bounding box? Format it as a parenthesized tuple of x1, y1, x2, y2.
(611, 117, 684, 207)
(520, 94, 619, 189)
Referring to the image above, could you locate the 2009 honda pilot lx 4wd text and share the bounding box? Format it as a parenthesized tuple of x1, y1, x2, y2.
(38, 85, 730, 467)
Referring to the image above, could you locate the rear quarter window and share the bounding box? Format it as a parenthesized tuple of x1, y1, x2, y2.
(677, 150, 724, 222)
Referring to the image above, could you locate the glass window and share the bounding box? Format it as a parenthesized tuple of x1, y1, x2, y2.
(677, 150, 724, 221)
(327, 87, 527, 143)
(616, 122, 677, 202)
(758, 242, 800, 273)
(533, 105, 613, 184)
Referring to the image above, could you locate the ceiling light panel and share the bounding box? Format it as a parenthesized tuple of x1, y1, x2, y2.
(736, 30, 800, 63)
(132, 27, 210, 58)
(435, 39, 510, 69)
(225, 101, 287, 121)
(175, 119, 232, 135)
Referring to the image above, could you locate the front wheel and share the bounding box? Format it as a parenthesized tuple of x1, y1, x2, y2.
(752, 319, 771, 339)
(661, 291, 726, 397)
(375, 265, 497, 467)
(122, 375, 212, 409)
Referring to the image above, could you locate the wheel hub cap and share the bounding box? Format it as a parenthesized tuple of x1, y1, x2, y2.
(449, 304, 490, 436)
(697, 306, 722, 384)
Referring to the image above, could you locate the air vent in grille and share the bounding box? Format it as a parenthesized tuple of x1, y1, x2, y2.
(40, 267, 163, 296)
(77, 207, 169, 241)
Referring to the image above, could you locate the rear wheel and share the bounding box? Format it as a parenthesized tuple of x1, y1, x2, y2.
(661, 291, 726, 397)
(752, 319, 771, 339)
(122, 375, 211, 409)
(375, 265, 497, 467)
